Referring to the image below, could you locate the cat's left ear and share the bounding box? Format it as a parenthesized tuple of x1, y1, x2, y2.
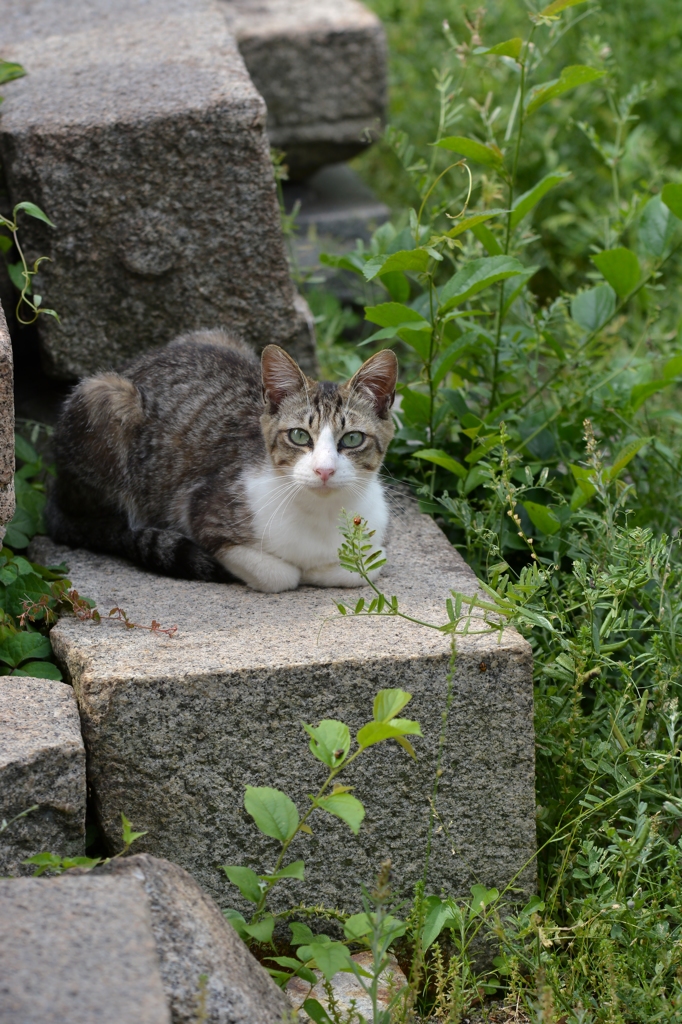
(347, 349, 398, 418)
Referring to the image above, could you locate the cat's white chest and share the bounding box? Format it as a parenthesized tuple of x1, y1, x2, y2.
(242, 468, 388, 570)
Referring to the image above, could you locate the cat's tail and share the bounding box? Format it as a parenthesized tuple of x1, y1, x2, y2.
(45, 490, 235, 583)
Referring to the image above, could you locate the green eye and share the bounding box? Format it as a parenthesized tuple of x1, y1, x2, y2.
(340, 431, 365, 449)
(289, 428, 311, 446)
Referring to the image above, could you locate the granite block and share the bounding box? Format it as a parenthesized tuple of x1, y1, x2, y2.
(29, 500, 536, 916)
(0, 0, 315, 379)
(0, 676, 86, 876)
(0, 874, 171, 1023)
(223, 0, 387, 177)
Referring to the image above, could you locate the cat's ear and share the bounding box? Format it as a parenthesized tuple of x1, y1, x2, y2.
(347, 349, 398, 418)
(261, 345, 308, 410)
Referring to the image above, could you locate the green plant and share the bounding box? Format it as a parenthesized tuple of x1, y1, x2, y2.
(24, 812, 148, 875)
(304, 1, 682, 1017)
(222, 689, 421, 989)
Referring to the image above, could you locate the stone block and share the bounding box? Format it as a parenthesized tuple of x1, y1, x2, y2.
(30, 499, 536, 917)
(0, 300, 14, 540)
(0, 874, 171, 1024)
(0, 677, 86, 876)
(0, 0, 315, 380)
(222, 0, 387, 177)
(95, 853, 290, 1024)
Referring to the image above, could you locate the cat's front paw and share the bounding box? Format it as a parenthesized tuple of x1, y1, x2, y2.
(217, 544, 300, 593)
(301, 563, 366, 588)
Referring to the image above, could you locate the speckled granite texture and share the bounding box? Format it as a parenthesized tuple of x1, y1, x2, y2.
(222, 0, 387, 176)
(0, 875, 171, 1024)
(0, 0, 315, 378)
(0, 301, 14, 539)
(0, 677, 86, 876)
(94, 854, 290, 1024)
(30, 499, 536, 913)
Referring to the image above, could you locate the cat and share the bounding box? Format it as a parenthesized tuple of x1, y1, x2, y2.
(46, 331, 398, 592)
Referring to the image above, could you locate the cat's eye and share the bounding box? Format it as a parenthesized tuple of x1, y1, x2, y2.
(289, 428, 311, 446)
(340, 431, 365, 449)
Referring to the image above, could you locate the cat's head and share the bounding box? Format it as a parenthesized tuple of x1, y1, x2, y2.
(260, 345, 398, 493)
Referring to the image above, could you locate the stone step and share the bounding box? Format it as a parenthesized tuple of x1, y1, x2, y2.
(0, 0, 315, 380)
(0, 853, 288, 1024)
(30, 498, 536, 918)
(221, 0, 387, 179)
(0, 676, 86, 877)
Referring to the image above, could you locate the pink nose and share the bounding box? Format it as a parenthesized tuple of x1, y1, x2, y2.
(315, 466, 335, 483)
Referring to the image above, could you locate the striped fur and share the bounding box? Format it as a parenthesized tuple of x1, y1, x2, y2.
(47, 332, 397, 591)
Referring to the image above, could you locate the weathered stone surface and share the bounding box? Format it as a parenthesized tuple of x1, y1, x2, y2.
(0, 874, 171, 1023)
(95, 853, 290, 1024)
(0, 300, 14, 539)
(30, 499, 536, 916)
(0, 0, 315, 379)
(287, 951, 407, 1022)
(0, 677, 86, 876)
(222, 0, 387, 178)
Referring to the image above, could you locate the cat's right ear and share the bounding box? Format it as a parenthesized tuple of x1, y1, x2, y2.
(261, 345, 308, 410)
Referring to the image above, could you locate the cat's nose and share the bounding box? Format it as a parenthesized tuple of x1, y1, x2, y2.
(315, 466, 335, 483)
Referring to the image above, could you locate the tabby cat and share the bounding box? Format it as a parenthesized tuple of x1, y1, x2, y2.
(46, 331, 398, 592)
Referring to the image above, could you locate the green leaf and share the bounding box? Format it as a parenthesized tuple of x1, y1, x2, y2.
(7, 262, 29, 292)
(265, 860, 305, 882)
(373, 688, 413, 722)
(439, 256, 525, 311)
(521, 501, 562, 536)
(13, 202, 56, 229)
(0, 631, 51, 668)
(4, 572, 53, 616)
(471, 222, 503, 255)
(300, 938, 351, 982)
(363, 250, 429, 281)
(0, 61, 26, 86)
(510, 172, 570, 228)
(15, 434, 39, 464)
(222, 865, 263, 903)
(223, 909, 249, 940)
(13, 660, 62, 680)
(344, 911, 406, 943)
(364, 303, 429, 330)
(662, 183, 682, 221)
(244, 913, 276, 944)
(120, 812, 147, 847)
(474, 37, 523, 59)
(314, 793, 365, 834)
(244, 785, 299, 841)
(469, 884, 499, 919)
(639, 196, 677, 258)
(356, 718, 422, 752)
(525, 66, 605, 116)
(290, 922, 316, 947)
(24, 852, 63, 876)
(435, 136, 504, 168)
(539, 0, 591, 15)
(412, 448, 467, 479)
(629, 380, 671, 411)
(382, 271, 410, 302)
(606, 437, 651, 478)
(570, 283, 616, 332)
(446, 209, 506, 240)
(663, 355, 682, 380)
(303, 719, 351, 767)
(319, 252, 366, 275)
(422, 896, 458, 951)
(303, 999, 334, 1024)
(591, 247, 640, 297)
